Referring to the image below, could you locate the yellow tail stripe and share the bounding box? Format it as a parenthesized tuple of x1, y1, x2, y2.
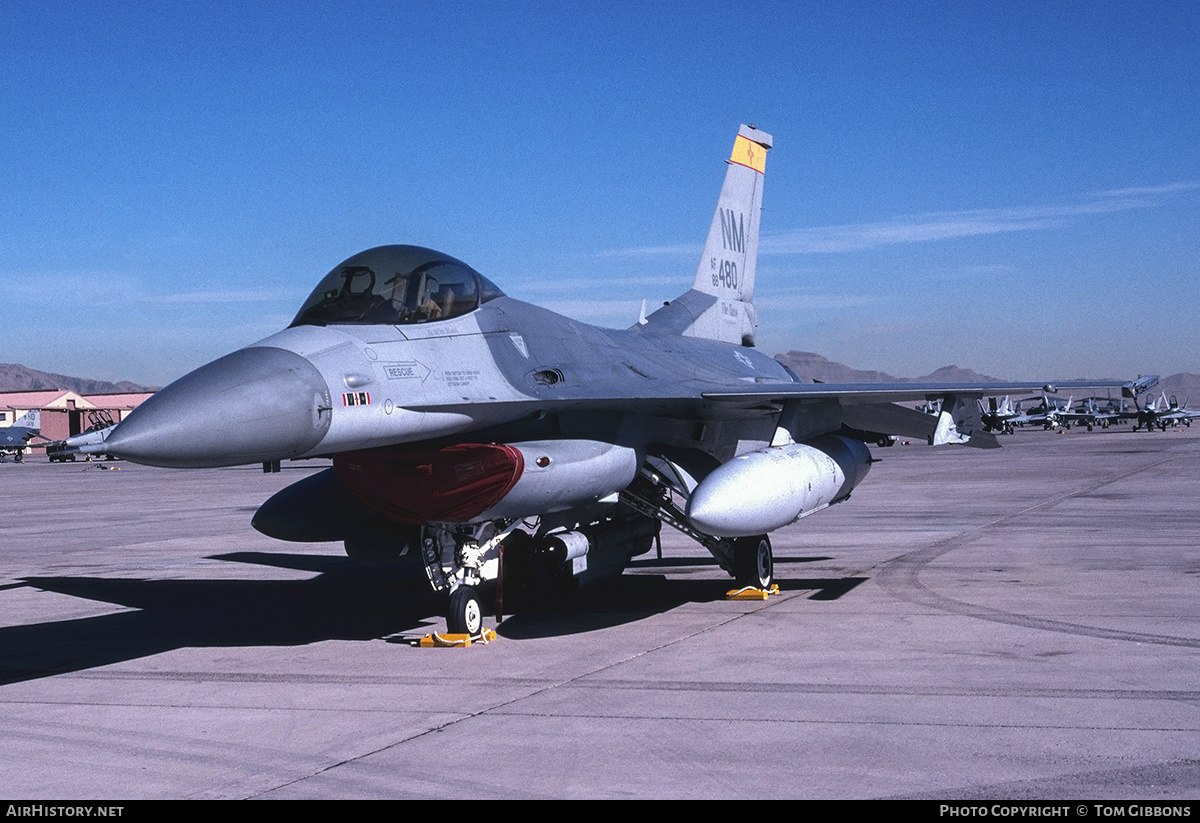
(730, 134, 767, 174)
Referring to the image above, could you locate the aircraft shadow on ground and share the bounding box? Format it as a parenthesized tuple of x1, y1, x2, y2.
(494, 555, 867, 639)
(1, 553, 439, 685)
(625, 553, 868, 601)
(0, 552, 869, 682)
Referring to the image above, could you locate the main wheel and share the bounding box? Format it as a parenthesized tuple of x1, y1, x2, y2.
(447, 586, 483, 635)
(733, 535, 773, 589)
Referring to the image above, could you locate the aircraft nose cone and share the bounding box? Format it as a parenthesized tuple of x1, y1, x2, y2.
(105, 346, 332, 468)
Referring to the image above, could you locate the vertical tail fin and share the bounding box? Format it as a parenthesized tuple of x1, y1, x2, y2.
(640, 125, 772, 346)
(13, 409, 40, 430)
(692, 124, 772, 307)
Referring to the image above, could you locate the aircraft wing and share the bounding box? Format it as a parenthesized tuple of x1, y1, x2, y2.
(0, 427, 46, 448)
(701, 379, 1137, 448)
(701, 379, 1135, 405)
(400, 377, 1138, 447)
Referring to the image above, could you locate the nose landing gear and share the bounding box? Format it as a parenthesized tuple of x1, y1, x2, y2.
(447, 585, 484, 636)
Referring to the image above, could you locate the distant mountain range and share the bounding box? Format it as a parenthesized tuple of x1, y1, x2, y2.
(0, 364, 157, 395)
(774, 351, 1200, 403)
(774, 351, 1001, 385)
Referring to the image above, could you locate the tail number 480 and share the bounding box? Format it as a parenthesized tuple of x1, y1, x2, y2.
(711, 258, 738, 289)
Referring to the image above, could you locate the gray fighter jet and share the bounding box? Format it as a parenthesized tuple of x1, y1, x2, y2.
(1062, 397, 1128, 431)
(1133, 392, 1200, 431)
(71, 125, 1138, 634)
(1158, 396, 1200, 428)
(978, 396, 1033, 434)
(0, 411, 46, 463)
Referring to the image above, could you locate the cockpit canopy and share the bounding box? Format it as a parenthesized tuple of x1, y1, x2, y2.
(291, 245, 504, 327)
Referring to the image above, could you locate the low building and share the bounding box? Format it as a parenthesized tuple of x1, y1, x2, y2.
(0, 390, 154, 450)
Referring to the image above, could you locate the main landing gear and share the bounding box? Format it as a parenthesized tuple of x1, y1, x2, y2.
(620, 466, 774, 592)
(415, 462, 782, 636)
(418, 514, 660, 636)
(733, 535, 774, 590)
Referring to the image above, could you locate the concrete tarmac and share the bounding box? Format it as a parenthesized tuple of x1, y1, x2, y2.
(1, 426, 1198, 799)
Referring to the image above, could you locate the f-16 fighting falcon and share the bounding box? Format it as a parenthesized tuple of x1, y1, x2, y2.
(0, 411, 46, 463)
(70, 125, 1141, 635)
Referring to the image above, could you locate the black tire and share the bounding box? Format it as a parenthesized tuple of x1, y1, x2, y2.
(733, 535, 773, 589)
(447, 586, 483, 635)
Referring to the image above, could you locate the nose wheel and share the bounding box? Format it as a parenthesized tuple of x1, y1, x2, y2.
(447, 586, 484, 636)
(733, 535, 773, 589)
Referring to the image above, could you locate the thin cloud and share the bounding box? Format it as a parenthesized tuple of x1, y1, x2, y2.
(520, 274, 686, 294)
(763, 198, 1149, 254)
(600, 243, 701, 258)
(1089, 181, 1200, 198)
(4, 271, 304, 307)
(756, 288, 884, 311)
(604, 182, 1199, 257)
(137, 289, 303, 305)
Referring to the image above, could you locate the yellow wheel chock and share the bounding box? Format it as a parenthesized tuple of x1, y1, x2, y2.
(418, 629, 498, 648)
(725, 584, 779, 601)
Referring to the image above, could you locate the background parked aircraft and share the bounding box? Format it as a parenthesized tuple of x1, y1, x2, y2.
(0, 411, 46, 462)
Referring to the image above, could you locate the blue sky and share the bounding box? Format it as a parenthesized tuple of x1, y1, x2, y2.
(3, 2, 1197, 386)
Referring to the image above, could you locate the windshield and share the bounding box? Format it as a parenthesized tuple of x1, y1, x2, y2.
(291, 245, 504, 327)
